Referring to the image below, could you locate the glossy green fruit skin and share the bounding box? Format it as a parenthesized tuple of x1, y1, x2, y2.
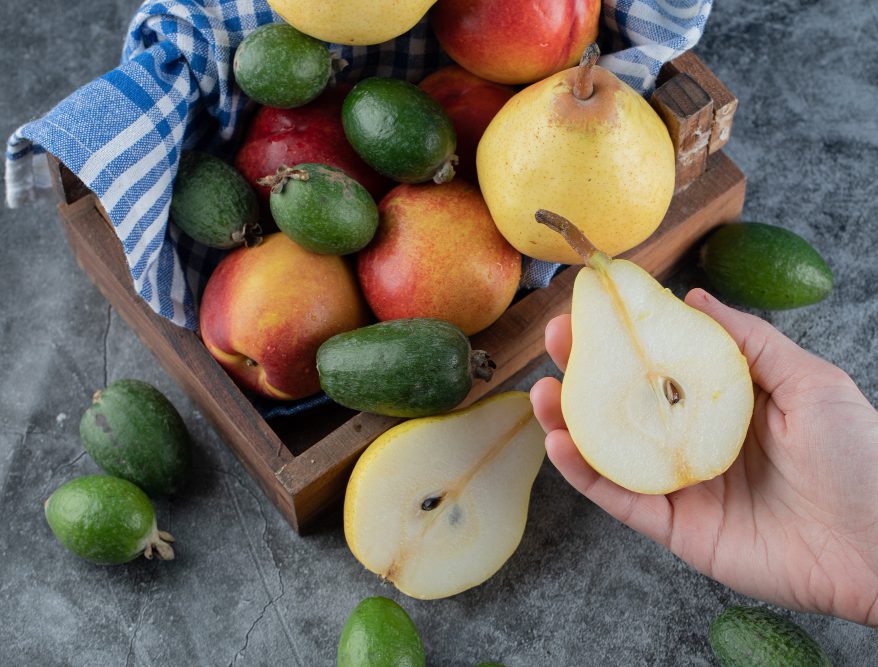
(342, 77, 457, 183)
(171, 151, 258, 248)
(337, 597, 425, 667)
(45, 476, 157, 565)
(233, 23, 331, 108)
(80, 379, 191, 496)
(270, 163, 378, 255)
(700, 222, 833, 310)
(318, 318, 479, 418)
(709, 606, 831, 667)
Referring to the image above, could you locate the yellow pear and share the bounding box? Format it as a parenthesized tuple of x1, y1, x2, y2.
(537, 210, 753, 494)
(477, 45, 676, 264)
(267, 0, 437, 46)
(344, 392, 545, 600)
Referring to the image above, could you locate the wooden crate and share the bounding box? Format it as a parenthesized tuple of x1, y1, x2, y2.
(51, 53, 745, 533)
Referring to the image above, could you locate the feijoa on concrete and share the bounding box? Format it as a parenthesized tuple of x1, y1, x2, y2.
(700, 222, 833, 310)
(337, 596, 425, 667)
(342, 77, 458, 184)
(709, 606, 831, 667)
(233, 23, 341, 108)
(80, 379, 191, 496)
(258, 163, 378, 255)
(45, 475, 175, 565)
(171, 151, 260, 248)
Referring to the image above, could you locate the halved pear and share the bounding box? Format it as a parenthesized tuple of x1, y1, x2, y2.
(537, 210, 754, 494)
(344, 392, 545, 600)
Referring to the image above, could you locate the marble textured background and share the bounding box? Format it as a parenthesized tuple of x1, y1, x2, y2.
(1, 0, 876, 664)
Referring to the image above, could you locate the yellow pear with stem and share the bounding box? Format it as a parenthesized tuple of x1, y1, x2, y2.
(536, 210, 754, 494)
(478, 44, 676, 264)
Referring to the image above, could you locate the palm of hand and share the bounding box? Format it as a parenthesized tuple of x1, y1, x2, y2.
(531, 289, 878, 626)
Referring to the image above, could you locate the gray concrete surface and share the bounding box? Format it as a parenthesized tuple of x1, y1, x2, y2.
(1, 1, 876, 665)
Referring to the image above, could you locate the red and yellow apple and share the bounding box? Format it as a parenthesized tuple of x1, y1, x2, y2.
(419, 65, 515, 184)
(431, 0, 601, 85)
(358, 181, 521, 335)
(200, 233, 370, 400)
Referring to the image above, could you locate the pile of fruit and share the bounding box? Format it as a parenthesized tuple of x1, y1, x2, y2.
(45, 0, 842, 662)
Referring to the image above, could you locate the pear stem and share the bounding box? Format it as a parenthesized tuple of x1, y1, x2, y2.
(573, 43, 601, 101)
(534, 209, 600, 263)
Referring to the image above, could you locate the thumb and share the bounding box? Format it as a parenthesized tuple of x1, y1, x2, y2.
(685, 289, 826, 409)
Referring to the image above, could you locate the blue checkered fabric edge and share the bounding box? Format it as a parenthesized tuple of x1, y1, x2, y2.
(5, 0, 712, 417)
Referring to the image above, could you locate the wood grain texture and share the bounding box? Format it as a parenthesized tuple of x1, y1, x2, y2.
(651, 73, 714, 191)
(658, 51, 738, 154)
(52, 53, 747, 533)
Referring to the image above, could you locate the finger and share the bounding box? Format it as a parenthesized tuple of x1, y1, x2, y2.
(545, 314, 572, 373)
(684, 289, 826, 410)
(545, 430, 673, 548)
(530, 377, 565, 433)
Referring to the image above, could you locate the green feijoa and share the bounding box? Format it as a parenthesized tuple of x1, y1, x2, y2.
(337, 596, 425, 667)
(700, 222, 833, 310)
(258, 163, 378, 255)
(171, 151, 260, 248)
(233, 23, 339, 108)
(709, 606, 831, 667)
(45, 475, 175, 565)
(80, 379, 192, 496)
(317, 318, 494, 418)
(342, 77, 458, 184)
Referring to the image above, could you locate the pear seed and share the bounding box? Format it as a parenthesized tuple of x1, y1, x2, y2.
(420, 495, 444, 511)
(663, 378, 683, 405)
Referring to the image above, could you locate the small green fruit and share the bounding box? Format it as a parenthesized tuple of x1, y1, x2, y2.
(342, 77, 458, 184)
(171, 151, 259, 248)
(700, 222, 833, 310)
(80, 379, 192, 496)
(259, 163, 378, 255)
(45, 476, 175, 565)
(709, 606, 831, 667)
(233, 23, 338, 108)
(337, 596, 425, 667)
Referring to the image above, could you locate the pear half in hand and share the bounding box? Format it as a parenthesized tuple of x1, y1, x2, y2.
(344, 392, 545, 600)
(537, 211, 754, 494)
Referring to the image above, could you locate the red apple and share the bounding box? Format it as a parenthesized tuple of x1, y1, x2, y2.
(358, 181, 521, 335)
(200, 233, 370, 400)
(431, 0, 601, 85)
(235, 86, 390, 209)
(419, 65, 515, 184)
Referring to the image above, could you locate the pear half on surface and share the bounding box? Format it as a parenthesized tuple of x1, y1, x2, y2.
(344, 392, 545, 600)
(537, 210, 754, 495)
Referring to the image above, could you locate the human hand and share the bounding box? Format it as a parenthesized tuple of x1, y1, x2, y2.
(530, 288, 878, 627)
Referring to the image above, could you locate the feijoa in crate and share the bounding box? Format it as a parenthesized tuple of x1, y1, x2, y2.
(700, 222, 833, 310)
(80, 378, 192, 496)
(257, 163, 378, 255)
(45, 475, 174, 565)
(233, 23, 341, 109)
(317, 318, 494, 418)
(342, 77, 458, 184)
(170, 151, 260, 248)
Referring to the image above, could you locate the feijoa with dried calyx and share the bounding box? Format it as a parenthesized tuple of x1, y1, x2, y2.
(700, 222, 833, 310)
(234, 23, 344, 109)
(44, 475, 175, 565)
(171, 151, 260, 248)
(317, 318, 494, 417)
(80, 379, 192, 496)
(258, 163, 378, 255)
(342, 77, 458, 184)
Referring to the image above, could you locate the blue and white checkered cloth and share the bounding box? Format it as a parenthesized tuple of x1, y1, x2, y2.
(6, 0, 712, 331)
